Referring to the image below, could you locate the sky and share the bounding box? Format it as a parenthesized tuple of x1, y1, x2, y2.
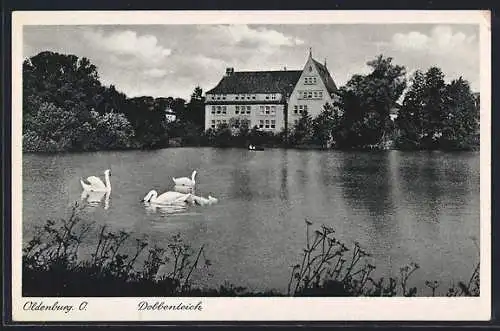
(23, 24, 479, 100)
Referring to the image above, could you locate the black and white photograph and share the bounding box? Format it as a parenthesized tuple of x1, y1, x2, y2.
(11, 10, 491, 321)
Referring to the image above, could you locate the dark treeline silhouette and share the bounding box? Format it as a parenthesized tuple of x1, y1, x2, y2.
(23, 51, 479, 152)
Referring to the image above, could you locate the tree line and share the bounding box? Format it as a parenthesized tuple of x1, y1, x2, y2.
(23, 51, 479, 152)
(23, 51, 204, 152)
(280, 55, 479, 150)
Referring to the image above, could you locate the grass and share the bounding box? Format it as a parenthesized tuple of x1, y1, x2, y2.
(22, 203, 480, 297)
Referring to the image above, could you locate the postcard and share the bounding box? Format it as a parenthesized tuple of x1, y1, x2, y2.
(11, 10, 491, 321)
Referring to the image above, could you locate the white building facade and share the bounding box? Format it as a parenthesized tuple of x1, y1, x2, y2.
(204, 51, 338, 133)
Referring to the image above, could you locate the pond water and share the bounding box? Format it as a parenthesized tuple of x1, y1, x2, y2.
(22, 148, 480, 295)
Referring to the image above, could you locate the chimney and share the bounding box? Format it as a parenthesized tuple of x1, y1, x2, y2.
(226, 67, 234, 76)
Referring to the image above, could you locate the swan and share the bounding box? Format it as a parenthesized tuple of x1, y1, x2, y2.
(173, 185, 194, 194)
(172, 170, 197, 187)
(192, 194, 218, 206)
(142, 190, 194, 205)
(80, 169, 111, 192)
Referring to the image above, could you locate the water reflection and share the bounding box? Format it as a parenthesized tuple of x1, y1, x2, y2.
(80, 190, 110, 210)
(143, 202, 187, 215)
(279, 150, 289, 202)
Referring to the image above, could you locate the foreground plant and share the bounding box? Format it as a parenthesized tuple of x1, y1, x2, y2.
(287, 219, 479, 297)
(23, 203, 209, 296)
(23, 204, 480, 297)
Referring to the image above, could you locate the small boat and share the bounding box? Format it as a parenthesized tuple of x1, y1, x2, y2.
(248, 144, 264, 151)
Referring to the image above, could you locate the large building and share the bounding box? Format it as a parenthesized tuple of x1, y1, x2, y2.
(204, 51, 338, 133)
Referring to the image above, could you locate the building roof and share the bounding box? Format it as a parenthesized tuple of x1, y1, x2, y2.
(206, 70, 302, 95)
(312, 59, 338, 95)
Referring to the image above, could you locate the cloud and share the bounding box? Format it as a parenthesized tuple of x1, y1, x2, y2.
(82, 29, 172, 63)
(391, 25, 476, 54)
(200, 25, 304, 48)
(143, 68, 167, 78)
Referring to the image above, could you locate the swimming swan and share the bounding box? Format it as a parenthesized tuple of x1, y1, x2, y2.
(192, 194, 218, 206)
(80, 169, 111, 192)
(142, 190, 194, 205)
(172, 170, 197, 187)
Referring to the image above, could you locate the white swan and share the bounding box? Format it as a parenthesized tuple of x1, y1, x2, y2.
(142, 190, 194, 205)
(173, 185, 194, 194)
(80, 169, 111, 192)
(192, 194, 218, 206)
(172, 170, 197, 187)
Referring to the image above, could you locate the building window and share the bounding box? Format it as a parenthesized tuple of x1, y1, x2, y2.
(318, 91, 323, 99)
(304, 105, 308, 112)
(216, 106, 221, 114)
(271, 94, 276, 100)
(265, 106, 270, 114)
(265, 95, 270, 100)
(235, 95, 239, 100)
(271, 120, 276, 128)
(252, 95, 256, 100)
(259, 120, 264, 128)
(216, 95, 221, 100)
(222, 95, 226, 100)
(308, 91, 313, 99)
(211, 106, 216, 114)
(271, 105, 276, 115)
(217, 120, 221, 124)
(260, 106, 265, 115)
(222, 119, 227, 124)
(246, 106, 251, 111)
(294, 105, 298, 114)
(222, 106, 227, 114)
(265, 119, 270, 128)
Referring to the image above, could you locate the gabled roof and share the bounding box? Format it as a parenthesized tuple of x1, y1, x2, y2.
(312, 59, 338, 95)
(206, 70, 302, 95)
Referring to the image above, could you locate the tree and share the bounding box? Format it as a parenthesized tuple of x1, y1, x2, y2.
(396, 67, 451, 150)
(421, 67, 447, 148)
(23, 51, 102, 124)
(213, 123, 233, 147)
(312, 103, 341, 148)
(335, 55, 407, 148)
(122, 96, 170, 148)
(23, 101, 77, 152)
(81, 111, 135, 150)
(395, 70, 426, 149)
(290, 110, 314, 146)
(440, 77, 479, 150)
